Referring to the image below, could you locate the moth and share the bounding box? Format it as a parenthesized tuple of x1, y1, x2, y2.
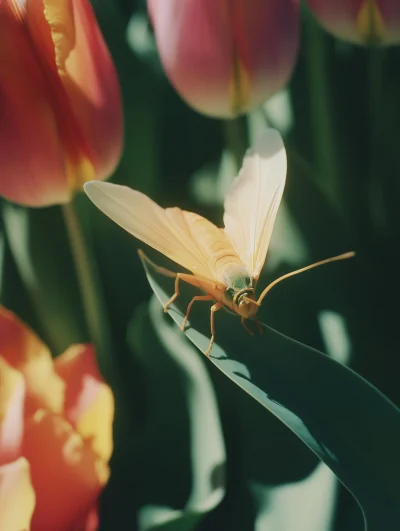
(85, 129, 354, 356)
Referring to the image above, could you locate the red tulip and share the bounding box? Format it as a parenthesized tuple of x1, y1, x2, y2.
(148, 0, 299, 118)
(0, 0, 122, 207)
(0, 307, 114, 530)
(307, 0, 400, 44)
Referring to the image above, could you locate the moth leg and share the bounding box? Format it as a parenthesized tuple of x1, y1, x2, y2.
(163, 273, 184, 312)
(181, 295, 214, 331)
(138, 249, 177, 279)
(241, 318, 254, 336)
(205, 302, 223, 357)
(138, 250, 202, 314)
(254, 317, 264, 335)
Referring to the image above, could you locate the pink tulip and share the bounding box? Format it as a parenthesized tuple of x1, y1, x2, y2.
(0, 307, 114, 530)
(0, 0, 122, 207)
(307, 0, 400, 44)
(148, 0, 299, 118)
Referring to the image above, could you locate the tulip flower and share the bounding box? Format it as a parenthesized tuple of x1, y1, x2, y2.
(307, 0, 400, 45)
(148, 0, 299, 118)
(0, 306, 114, 530)
(0, 0, 122, 207)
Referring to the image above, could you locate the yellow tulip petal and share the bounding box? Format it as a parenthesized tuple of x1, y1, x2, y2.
(55, 344, 114, 461)
(42, 0, 76, 73)
(23, 410, 109, 531)
(0, 357, 25, 465)
(0, 458, 35, 531)
(0, 307, 65, 415)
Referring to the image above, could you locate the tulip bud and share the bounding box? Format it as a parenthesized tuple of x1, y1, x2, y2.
(307, 0, 400, 45)
(148, 0, 299, 118)
(0, 0, 122, 207)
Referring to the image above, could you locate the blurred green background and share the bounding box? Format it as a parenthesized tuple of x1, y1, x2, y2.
(2, 1, 400, 530)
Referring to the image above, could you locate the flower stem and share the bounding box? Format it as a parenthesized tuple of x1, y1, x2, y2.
(368, 47, 387, 233)
(305, 14, 340, 211)
(223, 117, 248, 173)
(62, 198, 112, 377)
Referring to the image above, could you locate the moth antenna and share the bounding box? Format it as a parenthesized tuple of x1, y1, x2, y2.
(256, 251, 355, 306)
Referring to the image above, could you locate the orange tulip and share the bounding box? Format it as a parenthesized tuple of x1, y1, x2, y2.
(0, 0, 122, 207)
(148, 0, 299, 118)
(307, 0, 400, 44)
(0, 306, 114, 530)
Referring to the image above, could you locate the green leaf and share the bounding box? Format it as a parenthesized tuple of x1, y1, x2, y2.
(142, 257, 400, 530)
(249, 464, 337, 531)
(122, 302, 226, 531)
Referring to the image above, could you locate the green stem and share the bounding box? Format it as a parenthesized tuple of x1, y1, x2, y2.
(305, 15, 340, 209)
(368, 47, 387, 233)
(62, 198, 112, 377)
(223, 117, 248, 173)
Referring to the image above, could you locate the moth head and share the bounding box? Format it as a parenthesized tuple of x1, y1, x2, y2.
(233, 290, 259, 319)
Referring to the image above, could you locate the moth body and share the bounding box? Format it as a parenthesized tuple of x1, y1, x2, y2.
(185, 215, 259, 319)
(183, 211, 243, 274)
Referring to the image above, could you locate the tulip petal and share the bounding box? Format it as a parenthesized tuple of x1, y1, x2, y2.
(149, 0, 234, 116)
(0, 358, 25, 466)
(307, 0, 400, 45)
(23, 409, 109, 531)
(369, 0, 400, 43)
(0, 2, 73, 205)
(0, 0, 121, 206)
(232, 0, 299, 113)
(0, 458, 35, 531)
(62, 0, 123, 181)
(357, 0, 384, 42)
(55, 344, 114, 462)
(27, 0, 122, 183)
(0, 307, 65, 415)
(21, 0, 96, 188)
(81, 505, 100, 531)
(149, 0, 299, 117)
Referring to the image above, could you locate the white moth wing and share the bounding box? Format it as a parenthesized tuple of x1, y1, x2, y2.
(223, 129, 287, 280)
(84, 181, 218, 281)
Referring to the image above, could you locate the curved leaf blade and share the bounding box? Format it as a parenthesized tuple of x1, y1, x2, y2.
(142, 256, 400, 530)
(127, 302, 226, 531)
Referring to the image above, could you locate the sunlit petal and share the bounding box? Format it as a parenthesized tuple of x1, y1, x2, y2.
(0, 358, 25, 465)
(23, 409, 109, 531)
(55, 344, 114, 461)
(0, 458, 35, 531)
(0, 307, 65, 415)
